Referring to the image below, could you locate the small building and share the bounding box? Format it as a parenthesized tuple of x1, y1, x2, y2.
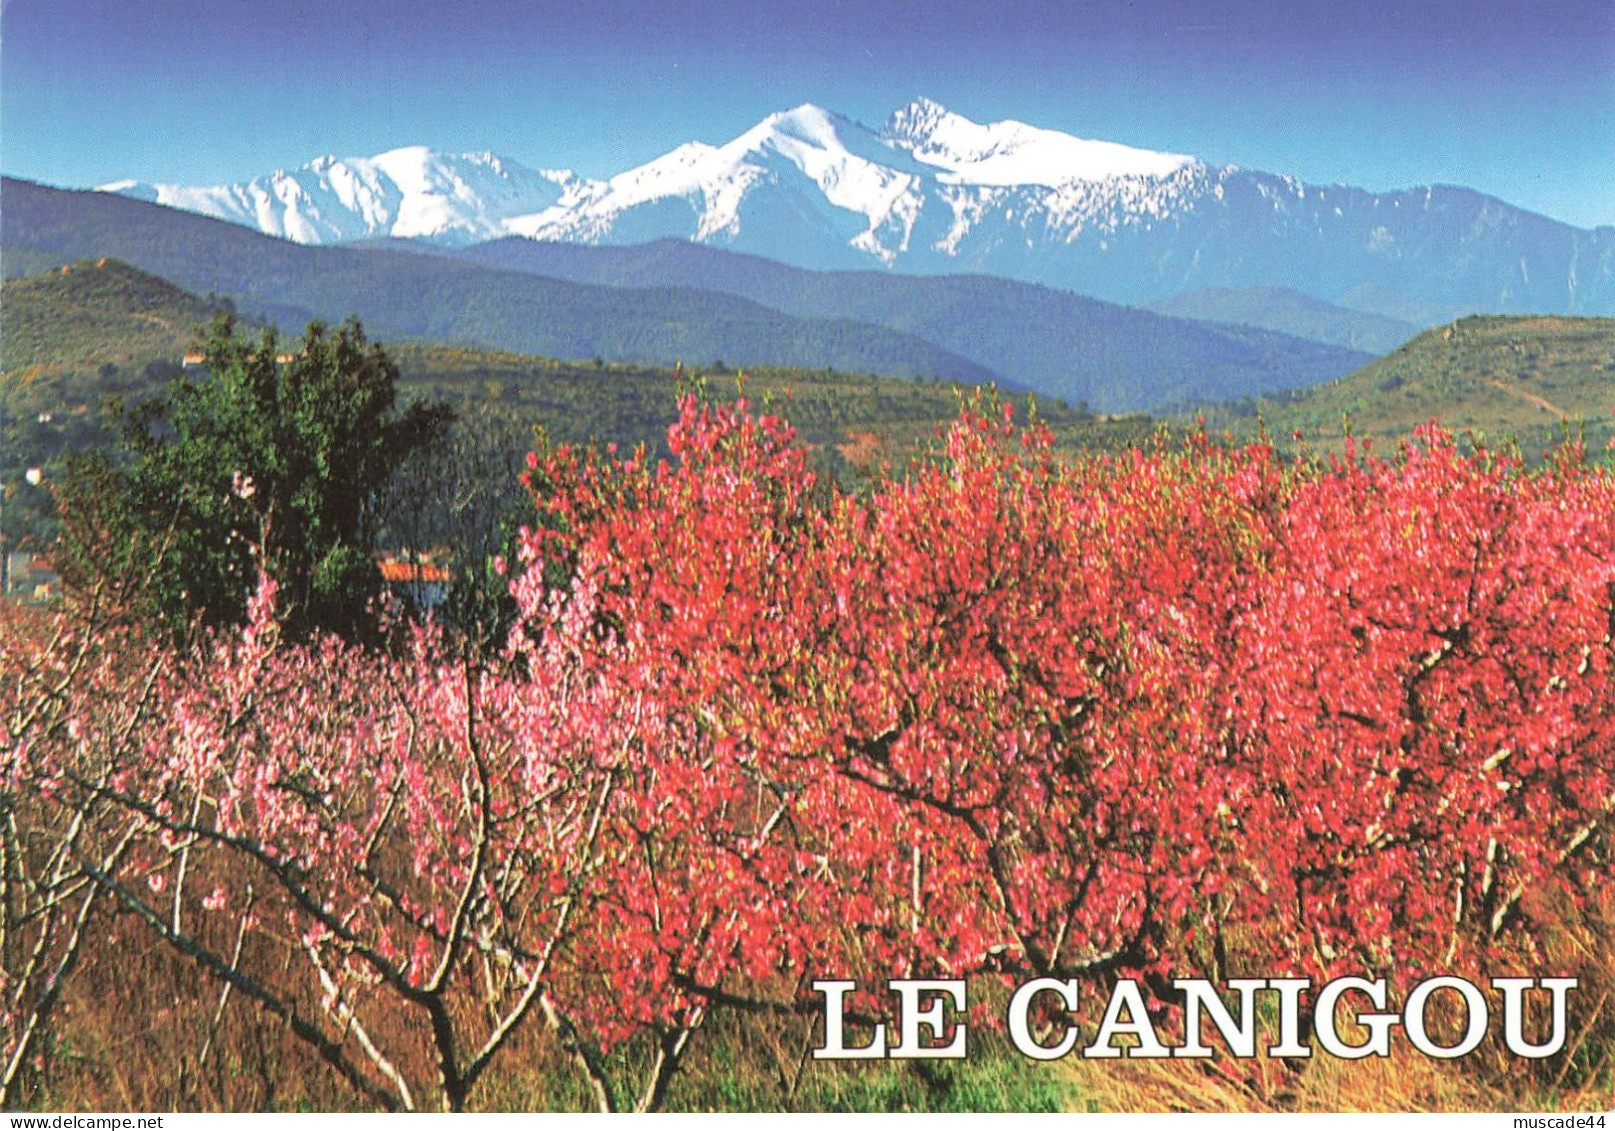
(378, 558, 452, 611)
(3, 553, 60, 603)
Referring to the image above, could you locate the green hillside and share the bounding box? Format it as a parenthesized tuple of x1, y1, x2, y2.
(0, 258, 1145, 460)
(390, 342, 1154, 468)
(0, 260, 1157, 556)
(1, 257, 229, 369)
(1223, 315, 1615, 455)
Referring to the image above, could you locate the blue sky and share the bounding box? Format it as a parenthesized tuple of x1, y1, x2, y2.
(3, 0, 1612, 227)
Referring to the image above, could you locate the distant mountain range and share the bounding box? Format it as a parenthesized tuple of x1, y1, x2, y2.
(2, 177, 1374, 411)
(103, 148, 576, 247)
(1141, 287, 1420, 355)
(433, 236, 1374, 410)
(0, 178, 997, 386)
(92, 99, 1615, 324)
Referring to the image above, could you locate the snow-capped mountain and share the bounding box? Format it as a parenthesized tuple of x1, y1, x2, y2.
(91, 99, 1214, 261)
(506, 104, 937, 263)
(505, 100, 1205, 269)
(98, 100, 1615, 319)
(101, 147, 581, 246)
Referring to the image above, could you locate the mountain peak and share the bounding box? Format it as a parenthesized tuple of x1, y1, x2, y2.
(883, 97, 957, 143)
(747, 103, 850, 146)
(371, 144, 436, 165)
(772, 101, 841, 124)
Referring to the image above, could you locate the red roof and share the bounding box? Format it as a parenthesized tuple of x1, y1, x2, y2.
(378, 560, 451, 584)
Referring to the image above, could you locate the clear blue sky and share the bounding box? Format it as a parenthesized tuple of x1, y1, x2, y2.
(3, 0, 1612, 228)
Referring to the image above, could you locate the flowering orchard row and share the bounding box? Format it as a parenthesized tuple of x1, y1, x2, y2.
(2, 396, 1611, 1110)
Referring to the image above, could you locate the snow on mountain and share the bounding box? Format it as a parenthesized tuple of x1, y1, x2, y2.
(503, 100, 1226, 271)
(882, 97, 1192, 186)
(507, 104, 935, 262)
(100, 148, 579, 245)
(100, 101, 1200, 261)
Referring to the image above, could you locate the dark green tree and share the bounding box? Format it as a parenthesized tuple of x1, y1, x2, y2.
(59, 316, 452, 642)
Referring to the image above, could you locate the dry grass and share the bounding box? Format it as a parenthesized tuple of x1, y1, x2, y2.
(1064, 886, 1615, 1114)
(19, 932, 1615, 1112)
(10, 874, 1612, 1112)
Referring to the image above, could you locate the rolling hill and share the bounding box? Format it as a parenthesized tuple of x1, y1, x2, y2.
(1236, 315, 1615, 456)
(0, 256, 1152, 463)
(0, 258, 1160, 554)
(1, 258, 233, 370)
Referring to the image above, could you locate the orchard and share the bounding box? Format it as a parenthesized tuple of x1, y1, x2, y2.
(1, 394, 1611, 1110)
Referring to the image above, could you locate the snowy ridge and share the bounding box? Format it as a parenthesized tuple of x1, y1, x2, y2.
(505, 100, 1210, 266)
(507, 104, 935, 262)
(882, 97, 1192, 186)
(99, 100, 1203, 257)
(101, 148, 578, 245)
